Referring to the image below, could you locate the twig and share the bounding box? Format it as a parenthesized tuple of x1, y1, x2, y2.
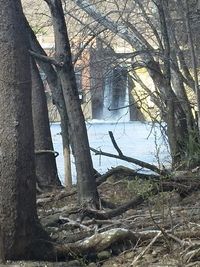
(108, 131, 123, 156)
(130, 231, 162, 266)
(166, 232, 187, 247)
(59, 216, 91, 231)
(148, 203, 172, 249)
(184, 247, 200, 263)
(73, 29, 105, 64)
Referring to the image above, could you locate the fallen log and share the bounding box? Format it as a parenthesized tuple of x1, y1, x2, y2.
(55, 228, 137, 257)
(54, 228, 200, 260)
(96, 166, 160, 186)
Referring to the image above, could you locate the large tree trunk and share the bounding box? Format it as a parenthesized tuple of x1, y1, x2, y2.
(25, 18, 73, 187)
(31, 59, 61, 189)
(0, 0, 53, 260)
(45, 0, 99, 206)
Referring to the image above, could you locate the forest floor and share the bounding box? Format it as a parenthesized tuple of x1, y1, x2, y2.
(3, 166, 200, 267)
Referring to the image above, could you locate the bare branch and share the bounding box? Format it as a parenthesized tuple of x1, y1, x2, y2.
(90, 147, 168, 176)
(29, 50, 64, 67)
(108, 131, 123, 157)
(73, 30, 105, 64)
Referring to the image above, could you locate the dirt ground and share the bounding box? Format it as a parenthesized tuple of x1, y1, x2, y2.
(3, 167, 200, 267)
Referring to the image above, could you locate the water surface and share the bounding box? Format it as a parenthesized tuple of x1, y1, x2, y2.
(51, 121, 171, 183)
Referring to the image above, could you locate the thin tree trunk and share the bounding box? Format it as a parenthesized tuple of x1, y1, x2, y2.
(25, 18, 73, 187)
(60, 113, 72, 187)
(45, 0, 99, 206)
(31, 59, 62, 189)
(184, 0, 200, 133)
(163, 0, 196, 132)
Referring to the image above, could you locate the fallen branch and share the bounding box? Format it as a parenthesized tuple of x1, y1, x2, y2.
(108, 131, 123, 156)
(59, 216, 91, 231)
(135, 229, 200, 243)
(96, 166, 160, 186)
(82, 178, 196, 220)
(183, 247, 200, 263)
(90, 145, 167, 176)
(53, 228, 200, 260)
(81, 187, 158, 220)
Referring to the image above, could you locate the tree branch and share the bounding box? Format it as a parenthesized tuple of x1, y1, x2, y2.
(108, 131, 123, 156)
(29, 50, 63, 67)
(73, 30, 105, 64)
(90, 147, 168, 176)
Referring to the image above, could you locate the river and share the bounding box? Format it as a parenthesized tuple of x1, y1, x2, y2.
(51, 121, 171, 184)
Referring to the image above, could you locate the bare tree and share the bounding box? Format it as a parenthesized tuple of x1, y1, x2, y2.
(72, 0, 200, 168)
(44, 0, 99, 206)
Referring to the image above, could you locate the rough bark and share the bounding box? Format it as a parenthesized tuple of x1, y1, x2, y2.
(44, 0, 99, 206)
(31, 59, 61, 189)
(0, 0, 54, 260)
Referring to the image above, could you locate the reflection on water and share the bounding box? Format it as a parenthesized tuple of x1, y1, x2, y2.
(51, 121, 171, 184)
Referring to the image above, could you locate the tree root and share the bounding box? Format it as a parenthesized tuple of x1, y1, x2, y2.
(55, 228, 137, 257)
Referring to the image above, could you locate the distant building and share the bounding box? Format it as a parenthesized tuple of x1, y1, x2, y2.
(22, 0, 146, 121)
(39, 36, 145, 121)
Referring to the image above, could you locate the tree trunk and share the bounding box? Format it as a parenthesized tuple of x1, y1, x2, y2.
(31, 59, 61, 189)
(45, 0, 99, 206)
(60, 116, 72, 187)
(26, 18, 73, 187)
(156, 0, 199, 168)
(184, 0, 200, 134)
(0, 0, 53, 260)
